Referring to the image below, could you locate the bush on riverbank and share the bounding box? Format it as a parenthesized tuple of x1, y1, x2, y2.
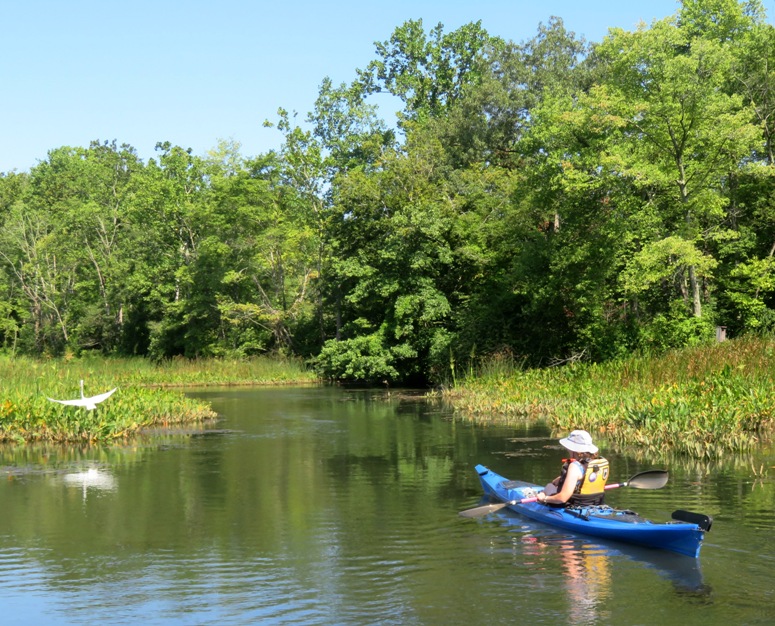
(442, 336, 775, 458)
(0, 355, 318, 443)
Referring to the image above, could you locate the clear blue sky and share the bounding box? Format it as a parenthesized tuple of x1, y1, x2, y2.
(2, 0, 772, 173)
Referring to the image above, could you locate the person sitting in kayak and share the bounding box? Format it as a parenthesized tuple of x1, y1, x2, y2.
(536, 430, 609, 507)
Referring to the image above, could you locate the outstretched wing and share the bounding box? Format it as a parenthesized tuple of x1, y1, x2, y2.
(88, 387, 118, 405)
(47, 397, 88, 407)
(47, 388, 117, 410)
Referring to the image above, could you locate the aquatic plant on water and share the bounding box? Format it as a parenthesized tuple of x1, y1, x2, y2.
(443, 336, 775, 458)
(0, 355, 317, 443)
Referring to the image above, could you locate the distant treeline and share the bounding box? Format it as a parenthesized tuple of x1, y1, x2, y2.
(1, 0, 774, 384)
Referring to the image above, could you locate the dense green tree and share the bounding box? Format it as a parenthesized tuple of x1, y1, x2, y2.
(1, 1, 774, 384)
(592, 9, 762, 328)
(358, 19, 497, 121)
(210, 150, 320, 357)
(444, 19, 602, 364)
(0, 172, 30, 351)
(0, 142, 145, 354)
(316, 134, 460, 383)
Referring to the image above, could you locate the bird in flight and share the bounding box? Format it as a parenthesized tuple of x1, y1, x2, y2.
(47, 379, 117, 410)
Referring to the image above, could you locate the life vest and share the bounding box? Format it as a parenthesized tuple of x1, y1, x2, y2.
(558, 457, 610, 506)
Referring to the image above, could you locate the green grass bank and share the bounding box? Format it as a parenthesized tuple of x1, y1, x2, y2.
(0, 355, 318, 444)
(442, 336, 775, 458)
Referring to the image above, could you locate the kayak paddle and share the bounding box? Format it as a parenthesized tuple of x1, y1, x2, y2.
(458, 469, 669, 518)
(607, 469, 669, 490)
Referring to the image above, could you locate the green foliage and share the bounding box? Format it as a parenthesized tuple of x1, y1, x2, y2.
(445, 336, 775, 458)
(358, 19, 497, 119)
(0, 354, 316, 443)
(636, 305, 717, 351)
(314, 331, 402, 382)
(1, 3, 775, 389)
(622, 237, 719, 296)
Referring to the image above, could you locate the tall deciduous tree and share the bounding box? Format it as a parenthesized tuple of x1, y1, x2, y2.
(594, 7, 762, 321)
(358, 19, 496, 121)
(0, 172, 29, 351)
(0, 142, 145, 354)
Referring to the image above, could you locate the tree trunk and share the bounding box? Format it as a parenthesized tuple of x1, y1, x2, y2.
(688, 265, 701, 317)
(678, 173, 701, 317)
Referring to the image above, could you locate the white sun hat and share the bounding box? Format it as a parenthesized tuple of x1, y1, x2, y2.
(559, 429, 598, 454)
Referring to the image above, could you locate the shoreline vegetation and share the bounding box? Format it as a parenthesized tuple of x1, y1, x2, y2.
(441, 336, 775, 459)
(0, 355, 318, 444)
(2, 336, 774, 458)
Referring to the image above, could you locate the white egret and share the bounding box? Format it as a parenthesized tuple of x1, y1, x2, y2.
(47, 379, 117, 410)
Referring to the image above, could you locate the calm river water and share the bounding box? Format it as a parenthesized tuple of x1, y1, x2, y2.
(0, 386, 773, 625)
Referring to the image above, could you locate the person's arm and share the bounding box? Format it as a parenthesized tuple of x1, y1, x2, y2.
(538, 463, 582, 505)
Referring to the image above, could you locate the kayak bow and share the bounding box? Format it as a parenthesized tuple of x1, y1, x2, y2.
(470, 464, 710, 558)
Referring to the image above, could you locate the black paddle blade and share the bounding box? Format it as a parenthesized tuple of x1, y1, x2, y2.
(626, 469, 669, 490)
(458, 501, 511, 518)
(672, 509, 713, 532)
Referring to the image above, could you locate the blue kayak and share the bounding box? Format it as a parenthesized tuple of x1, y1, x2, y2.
(474, 464, 709, 558)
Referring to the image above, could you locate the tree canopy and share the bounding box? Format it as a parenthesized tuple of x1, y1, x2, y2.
(1, 0, 774, 384)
